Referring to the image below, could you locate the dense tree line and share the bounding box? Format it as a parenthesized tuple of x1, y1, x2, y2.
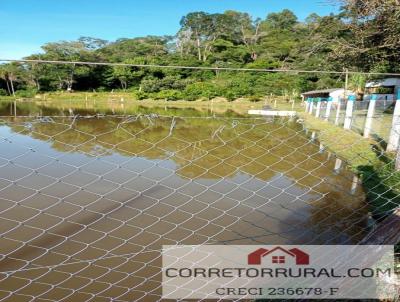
(0, 0, 399, 100)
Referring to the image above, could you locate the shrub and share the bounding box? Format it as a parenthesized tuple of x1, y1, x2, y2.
(96, 86, 108, 92)
(153, 90, 182, 101)
(141, 76, 192, 93)
(133, 90, 148, 100)
(224, 91, 236, 101)
(183, 82, 219, 101)
(0, 89, 8, 96)
(248, 96, 263, 102)
(15, 88, 38, 98)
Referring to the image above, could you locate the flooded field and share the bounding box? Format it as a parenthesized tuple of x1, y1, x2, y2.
(0, 101, 369, 301)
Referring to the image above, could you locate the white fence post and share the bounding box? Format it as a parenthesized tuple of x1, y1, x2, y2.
(387, 91, 400, 152)
(325, 97, 333, 121)
(309, 98, 314, 114)
(363, 95, 377, 138)
(350, 175, 359, 195)
(335, 98, 342, 125)
(396, 149, 400, 171)
(315, 98, 322, 118)
(311, 131, 316, 141)
(305, 98, 310, 112)
(334, 158, 342, 173)
(343, 95, 355, 130)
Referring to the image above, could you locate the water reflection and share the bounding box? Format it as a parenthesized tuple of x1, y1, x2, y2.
(0, 111, 368, 301)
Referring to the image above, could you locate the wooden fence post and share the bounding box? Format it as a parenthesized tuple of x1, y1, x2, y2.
(315, 98, 322, 118)
(343, 95, 355, 130)
(363, 95, 377, 138)
(387, 90, 400, 152)
(335, 98, 342, 125)
(324, 97, 333, 121)
(309, 98, 314, 114)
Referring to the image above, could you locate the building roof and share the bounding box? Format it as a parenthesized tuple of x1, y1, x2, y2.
(366, 78, 400, 88)
(301, 88, 344, 96)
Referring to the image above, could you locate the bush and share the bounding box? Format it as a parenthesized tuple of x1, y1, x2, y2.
(224, 90, 236, 101)
(0, 89, 8, 96)
(153, 90, 182, 101)
(96, 86, 108, 92)
(248, 96, 263, 102)
(183, 82, 219, 101)
(132, 90, 148, 100)
(15, 88, 38, 98)
(141, 76, 192, 93)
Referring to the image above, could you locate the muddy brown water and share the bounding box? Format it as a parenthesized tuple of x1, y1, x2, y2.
(0, 103, 368, 301)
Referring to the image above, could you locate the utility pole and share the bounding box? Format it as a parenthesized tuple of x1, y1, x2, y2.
(344, 68, 349, 100)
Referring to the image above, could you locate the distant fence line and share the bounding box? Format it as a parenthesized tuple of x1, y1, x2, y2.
(2, 58, 400, 76)
(304, 91, 400, 169)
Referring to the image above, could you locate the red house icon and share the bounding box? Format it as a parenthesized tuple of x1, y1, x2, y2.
(248, 246, 309, 265)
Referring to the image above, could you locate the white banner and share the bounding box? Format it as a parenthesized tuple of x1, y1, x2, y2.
(162, 245, 396, 299)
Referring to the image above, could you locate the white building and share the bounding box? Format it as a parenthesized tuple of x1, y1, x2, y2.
(365, 78, 400, 101)
(301, 88, 354, 103)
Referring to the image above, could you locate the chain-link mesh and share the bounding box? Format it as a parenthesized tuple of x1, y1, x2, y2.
(1, 112, 397, 301)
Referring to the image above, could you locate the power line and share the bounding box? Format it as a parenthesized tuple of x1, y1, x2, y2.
(1, 58, 400, 76)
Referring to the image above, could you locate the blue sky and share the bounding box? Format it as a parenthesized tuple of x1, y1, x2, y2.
(0, 0, 338, 59)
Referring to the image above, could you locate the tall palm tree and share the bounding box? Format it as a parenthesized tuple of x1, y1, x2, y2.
(0, 66, 11, 96)
(348, 74, 366, 101)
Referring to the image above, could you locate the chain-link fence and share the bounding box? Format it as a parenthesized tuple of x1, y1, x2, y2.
(308, 97, 397, 148)
(0, 111, 398, 301)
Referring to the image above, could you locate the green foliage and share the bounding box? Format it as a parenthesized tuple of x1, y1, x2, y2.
(151, 89, 183, 101)
(184, 82, 219, 101)
(141, 76, 192, 93)
(1, 4, 398, 98)
(15, 88, 38, 98)
(0, 89, 7, 96)
(132, 90, 148, 100)
(248, 96, 263, 102)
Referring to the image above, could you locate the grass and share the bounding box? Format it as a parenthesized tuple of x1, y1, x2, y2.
(285, 108, 400, 222)
(1, 91, 266, 115)
(297, 112, 379, 169)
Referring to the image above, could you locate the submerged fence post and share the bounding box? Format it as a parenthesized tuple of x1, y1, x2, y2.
(350, 175, 359, 195)
(311, 131, 317, 141)
(315, 98, 322, 118)
(343, 95, 355, 130)
(309, 98, 314, 114)
(387, 90, 400, 152)
(334, 158, 342, 173)
(325, 97, 333, 121)
(363, 95, 377, 138)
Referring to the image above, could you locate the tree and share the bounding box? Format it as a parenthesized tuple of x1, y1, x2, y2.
(333, 0, 400, 72)
(0, 64, 21, 96)
(179, 12, 216, 61)
(0, 65, 11, 95)
(111, 58, 146, 90)
(265, 9, 298, 30)
(100, 36, 169, 61)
